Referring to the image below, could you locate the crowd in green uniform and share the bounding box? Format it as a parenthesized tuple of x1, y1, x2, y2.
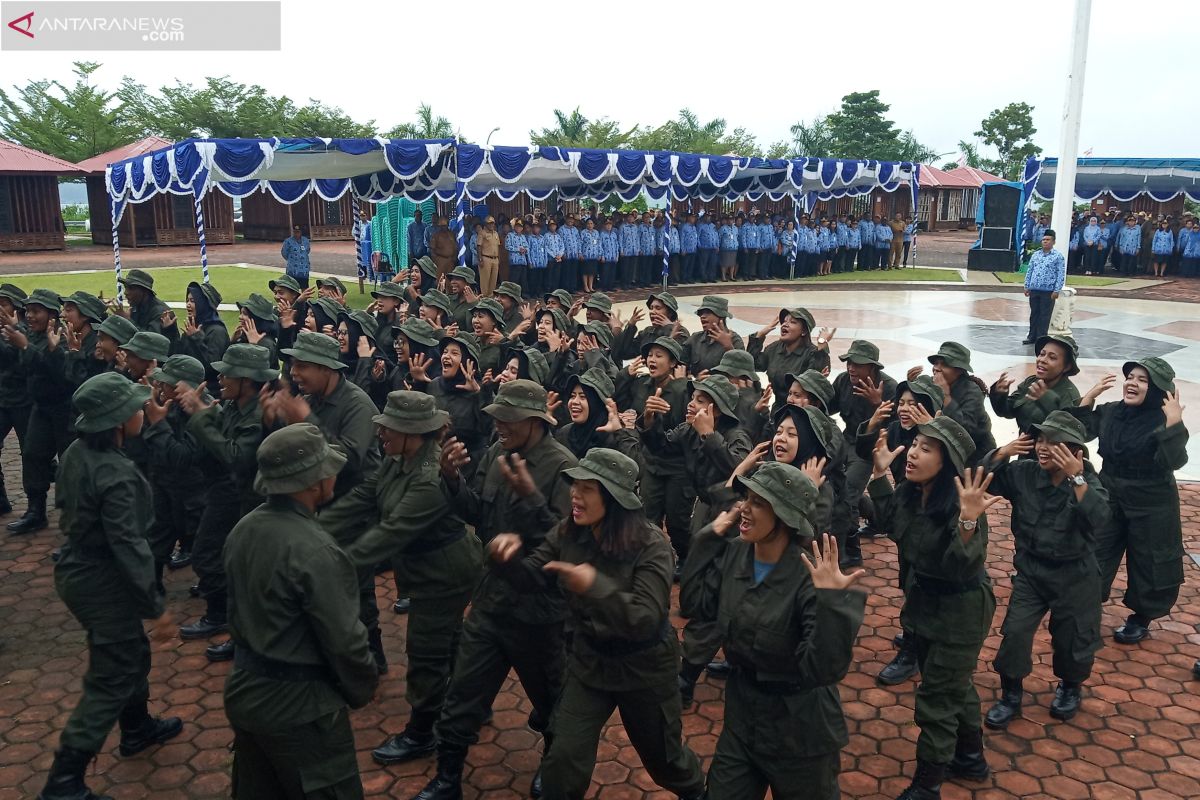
(0, 256, 1191, 800)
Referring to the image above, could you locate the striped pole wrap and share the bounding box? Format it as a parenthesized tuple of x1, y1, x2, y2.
(194, 193, 210, 284)
(791, 199, 801, 279)
(352, 197, 368, 280)
(111, 197, 124, 305)
(454, 181, 467, 267)
(661, 211, 670, 287)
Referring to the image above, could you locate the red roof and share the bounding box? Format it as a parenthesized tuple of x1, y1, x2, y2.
(917, 164, 977, 189)
(0, 138, 83, 175)
(946, 166, 1007, 185)
(75, 136, 173, 175)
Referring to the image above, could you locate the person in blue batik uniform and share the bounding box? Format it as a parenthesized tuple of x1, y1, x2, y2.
(580, 219, 602, 294)
(1115, 217, 1142, 277)
(1181, 219, 1200, 278)
(281, 225, 312, 288)
(639, 213, 658, 287)
(1150, 220, 1175, 278)
(560, 216, 582, 293)
(667, 221, 682, 286)
(719, 217, 740, 282)
(698, 214, 719, 283)
(873, 215, 892, 270)
(407, 210, 428, 266)
(598, 219, 620, 292)
(1081, 216, 1103, 274)
(1024, 229, 1066, 347)
(858, 215, 875, 271)
(619, 213, 641, 291)
(544, 220, 566, 293)
(506, 219, 530, 293)
(902, 217, 917, 267)
(680, 214, 699, 285)
(738, 217, 759, 280)
(526, 222, 548, 298)
(778, 222, 797, 279)
(846, 218, 862, 272)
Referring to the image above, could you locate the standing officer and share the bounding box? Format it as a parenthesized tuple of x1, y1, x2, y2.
(223, 424, 379, 798)
(1023, 231, 1065, 347)
(281, 224, 313, 287)
(477, 216, 502, 297)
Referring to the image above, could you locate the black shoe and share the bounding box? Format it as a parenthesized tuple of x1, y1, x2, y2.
(393, 597, 411, 614)
(51, 548, 61, 562)
(179, 617, 227, 640)
(1021, 338, 1035, 345)
(896, 759, 945, 800)
(1193, 660, 1200, 680)
(877, 645, 919, 686)
(893, 631, 907, 649)
(6, 510, 48, 535)
(678, 673, 696, 708)
(188, 584, 200, 598)
(372, 731, 436, 765)
(947, 727, 990, 781)
(37, 745, 113, 800)
(705, 660, 732, 679)
(410, 747, 466, 800)
(984, 676, 1023, 730)
(118, 716, 183, 757)
(1050, 682, 1083, 721)
(205, 640, 235, 662)
(530, 765, 544, 798)
(1114, 615, 1150, 644)
(168, 548, 192, 570)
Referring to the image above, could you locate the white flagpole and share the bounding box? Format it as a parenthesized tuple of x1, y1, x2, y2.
(1050, 0, 1093, 259)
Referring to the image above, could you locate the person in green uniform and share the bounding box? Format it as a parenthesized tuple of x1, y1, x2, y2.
(408, 380, 575, 799)
(119, 332, 170, 383)
(167, 281, 230, 397)
(681, 296, 743, 376)
(710, 349, 770, 438)
(421, 333, 492, 482)
(681, 463, 866, 800)
(610, 291, 689, 362)
(0, 283, 31, 516)
(117, 269, 173, 334)
(320, 391, 482, 760)
(746, 307, 832, 407)
(90, 313, 137, 376)
(495, 280, 525, 333)
(906, 342, 996, 458)
(233, 293, 280, 369)
(981, 412, 1109, 729)
(989, 334, 1081, 435)
(368, 282, 404, 357)
(557, 367, 640, 461)
(1073, 357, 1189, 644)
(445, 266, 478, 331)
(37, 373, 180, 800)
(868, 416, 998, 800)
(469, 297, 509, 377)
(487, 448, 706, 800)
(223, 423, 379, 800)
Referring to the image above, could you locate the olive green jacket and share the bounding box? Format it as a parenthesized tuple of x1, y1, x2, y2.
(611, 321, 689, 363)
(187, 397, 265, 515)
(829, 370, 898, 437)
(746, 336, 830, 406)
(130, 296, 172, 335)
(984, 456, 1109, 562)
(613, 373, 689, 477)
(0, 327, 31, 408)
(942, 377, 996, 457)
(303, 375, 382, 498)
(989, 375, 1080, 434)
(171, 322, 230, 394)
(682, 330, 744, 376)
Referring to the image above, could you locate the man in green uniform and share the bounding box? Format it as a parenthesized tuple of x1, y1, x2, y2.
(119, 331, 171, 383)
(0, 284, 31, 515)
(445, 266, 478, 331)
(117, 269, 174, 335)
(495, 281, 524, 333)
(320, 391, 481, 761)
(223, 424, 379, 799)
(682, 296, 744, 376)
(610, 291, 689, 362)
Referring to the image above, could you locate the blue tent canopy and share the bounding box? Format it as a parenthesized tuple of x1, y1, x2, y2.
(1023, 157, 1200, 204)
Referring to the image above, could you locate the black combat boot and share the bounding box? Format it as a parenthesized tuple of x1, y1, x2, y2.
(1114, 614, 1150, 644)
(984, 675, 1023, 730)
(705, 660, 731, 679)
(840, 530, 863, 568)
(7, 492, 48, 535)
(877, 636, 919, 686)
(410, 745, 466, 800)
(896, 759, 945, 800)
(117, 701, 183, 757)
(205, 640, 235, 662)
(373, 712, 436, 765)
(530, 731, 552, 798)
(37, 746, 113, 800)
(678, 661, 705, 708)
(368, 627, 388, 674)
(0, 483, 12, 516)
(1049, 681, 1083, 721)
(947, 727, 990, 781)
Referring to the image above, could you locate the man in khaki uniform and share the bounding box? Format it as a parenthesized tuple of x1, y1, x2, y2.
(889, 213, 906, 268)
(429, 216, 458, 279)
(477, 216, 502, 297)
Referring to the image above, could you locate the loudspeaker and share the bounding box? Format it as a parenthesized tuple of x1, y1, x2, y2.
(983, 185, 1021, 226)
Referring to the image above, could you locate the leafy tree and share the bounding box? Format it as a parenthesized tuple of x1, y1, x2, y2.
(942, 139, 984, 171)
(894, 130, 947, 164)
(974, 102, 1041, 180)
(825, 90, 899, 160)
(530, 107, 638, 149)
(787, 116, 835, 157)
(632, 108, 758, 155)
(385, 103, 455, 140)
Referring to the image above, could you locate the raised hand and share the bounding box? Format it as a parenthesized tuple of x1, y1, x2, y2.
(546, 390, 561, 417)
(498, 453, 537, 497)
(801, 533, 865, 589)
(143, 394, 172, 426)
(853, 375, 883, 406)
(1163, 390, 1185, 427)
(907, 402, 933, 427)
(815, 327, 836, 351)
(463, 286, 479, 304)
(800, 456, 827, 489)
(642, 388, 670, 423)
(45, 320, 62, 352)
(488, 533, 523, 563)
(732, 441, 769, 480)
(710, 321, 734, 350)
(409, 353, 432, 383)
(160, 310, 177, 331)
(756, 317, 780, 340)
(690, 404, 715, 436)
(711, 501, 744, 537)
(992, 372, 1013, 395)
(866, 400, 895, 433)
(440, 437, 470, 482)
(627, 306, 645, 327)
(871, 429, 905, 478)
(626, 356, 645, 377)
(906, 365, 924, 382)
(461, 361, 481, 394)
(184, 313, 200, 337)
(371, 359, 387, 380)
(542, 560, 597, 594)
(444, 322, 459, 339)
(1025, 379, 1048, 402)
(1047, 442, 1084, 477)
(596, 398, 625, 432)
(996, 435, 1034, 461)
(954, 467, 1001, 522)
(356, 336, 373, 358)
(1083, 372, 1118, 405)
(754, 385, 773, 414)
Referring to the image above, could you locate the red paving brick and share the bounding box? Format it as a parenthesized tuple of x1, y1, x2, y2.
(1, 451, 1199, 798)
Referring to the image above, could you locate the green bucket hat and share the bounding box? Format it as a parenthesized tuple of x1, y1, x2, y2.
(63, 291, 107, 324)
(440, 332, 482, 366)
(1034, 334, 1080, 377)
(253, 423, 347, 495)
(448, 266, 477, 284)
(896, 375, 945, 413)
(536, 307, 569, 333)
(0, 284, 28, 308)
(150, 354, 206, 388)
(268, 274, 302, 295)
(422, 288, 453, 317)
(471, 298, 508, 331)
(120, 331, 170, 362)
(583, 292, 613, 314)
(415, 255, 439, 279)
(544, 289, 573, 308)
(281, 329, 348, 370)
(212, 342, 279, 382)
(188, 281, 223, 308)
(778, 307, 815, 331)
(1122, 356, 1175, 394)
(117, 269, 155, 292)
(697, 295, 732, 319)
(1030, 410, 1090, 449)
(712, 349, 758, 381)
(343, 309, 380, 343)
(786, 370, 835, 413)
(582, 321, 614, 349)
(915, 416, 975, 477)
(567, 367, 616, 401)
(647, 291, 680, 317)
(308, 297, 345, 327)
(517, 347, 550, 385)
(641, 335, 683, 363)
(734, 462, 817, 536)
(72, 372, 151, 434)
(371, 282, 407, 300)
(690, 374, 739, 418)
(316, 276, 348, 295)
(928, 341, 974, 373)
(495, 281, 523, 303)
(483, 378, 557, 424)
(395, 317, 440, 348)
(237, 292, 279, 322)
(563, 447, 642, 510)
(97, 314, 137, 345)
(24, 289, 62, 313)
(838, 339, 883, 368)
(373, 390, 450, 434)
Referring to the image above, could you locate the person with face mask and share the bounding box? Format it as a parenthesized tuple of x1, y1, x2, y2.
(989, 334, 1082, 437)
(1073, 357, 1189, 645)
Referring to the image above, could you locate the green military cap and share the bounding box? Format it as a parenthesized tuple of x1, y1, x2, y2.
(316, 276, 348, 295)
(928, 341, 974, 373)
(566, 367, 616, 401)
(373, 390, 450, 434)
(778, 306, 816, 330)
(689, 374, 739, 418)
(1034, 334, 1080, 377)
(236, 292, 279, 322)
(471, 298, 508, 331)
(838, 339, 883, 368)
(734, 462, 817, 536)
(253, 423, 347, 496)
(117, 268, 155, 291)
(24, 288, 62, 313)
(1030, 410, 1090, 448)
(448, 266, 477, 284)
(773, 403, 838, 461)
(370, 282, 407, 300)
(421, 288, 453, 316)
(343, 309, 380, 342)
(536, 307, 570, 333)
(440, 332, 482, 366)
(641, 335, 683, 363)
(786, 370, 835, 413)
(915, 416, 975, 477)
(0, 284, 28, 308)
(188, 280, 223, 308)
(495, 281, 523, 303)
(544, 289, 574, 308)
(896, 375, 945, 413)
(211, 342, 278, 382)
(712, 349, 757, 381)
(120, 331, 170, 362)
(97, 314, 137, 345)
(415, 255, 440, 279)
(647, 291, 680, 317)
(394, 317, 440, 348)
(581, 321, 614, 349)
(563, 447, 641, 510)
(72, 372, 151, 434)
(63, 291, 107, 324)
(268, 274, 303, 295)
(483, 378, 557, 424)
(697, 295, 733, 319)
(281, 329, 347, 371)
(583, 292, 613, 314)
(517, 347, 550, 385)
(1122, 356, 1175, 394)
(308, 297, 345, 326)
(151, 354, 206, 388)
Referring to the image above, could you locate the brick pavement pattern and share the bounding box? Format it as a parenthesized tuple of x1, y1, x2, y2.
(1, 455, 1199, 799)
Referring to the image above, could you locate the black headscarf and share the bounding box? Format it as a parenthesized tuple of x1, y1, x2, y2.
(1101, 384, 1166, 462)
(771, 405, 825, 466)
(188, 284, 221, 326)
(566, 382, 609, 458)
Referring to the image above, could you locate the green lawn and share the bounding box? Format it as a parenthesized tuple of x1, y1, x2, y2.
(800, 267, 962, 283)
(992, 271, 1125, 287)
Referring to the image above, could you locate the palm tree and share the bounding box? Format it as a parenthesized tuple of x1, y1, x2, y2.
(530, 107, 638, 149)
(386, 103, 455, 139)
(788, 117, 835, 158)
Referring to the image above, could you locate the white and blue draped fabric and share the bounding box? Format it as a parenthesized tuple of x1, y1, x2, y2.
(661, 217, 670, 283)
(1024, 157, 1200, 204)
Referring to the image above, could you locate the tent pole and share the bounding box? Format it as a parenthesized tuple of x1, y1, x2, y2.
(111, 197, 125, 305)
(353, 197, 364, 294)
(194, 190, 210, 284)
(661, 197, 670, 290)
(1050, 0, 1093, 260)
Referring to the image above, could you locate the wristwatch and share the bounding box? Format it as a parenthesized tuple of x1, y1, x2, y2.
(958, 518, 978, 531)
(817, 337, 827, 346)
(1070, 473, 1086, 486)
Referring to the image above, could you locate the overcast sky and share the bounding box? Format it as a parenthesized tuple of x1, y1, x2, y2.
(0, 0, 1193, 160)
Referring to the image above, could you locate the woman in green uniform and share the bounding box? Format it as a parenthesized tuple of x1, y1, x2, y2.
(489, 448, 706, 800)
(989, 334, 1081, 435)
(745, 307, 832, 408)
(681, 462, 866, 800)
(868, 416, 998, 800)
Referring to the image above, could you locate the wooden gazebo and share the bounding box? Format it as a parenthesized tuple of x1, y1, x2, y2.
(77, 136, 236, 247)
(0, 138, 82, 252)
(241, 192, 355, 242)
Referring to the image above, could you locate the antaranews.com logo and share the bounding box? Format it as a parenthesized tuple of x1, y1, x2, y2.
(7, 10, 186, 42)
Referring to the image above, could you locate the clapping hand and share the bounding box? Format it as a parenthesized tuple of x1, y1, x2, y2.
(440, 436, 470, 482)
(542, 560, 597, 594)
(596, 398, 624, 432)
(498, 453, 536, 497)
